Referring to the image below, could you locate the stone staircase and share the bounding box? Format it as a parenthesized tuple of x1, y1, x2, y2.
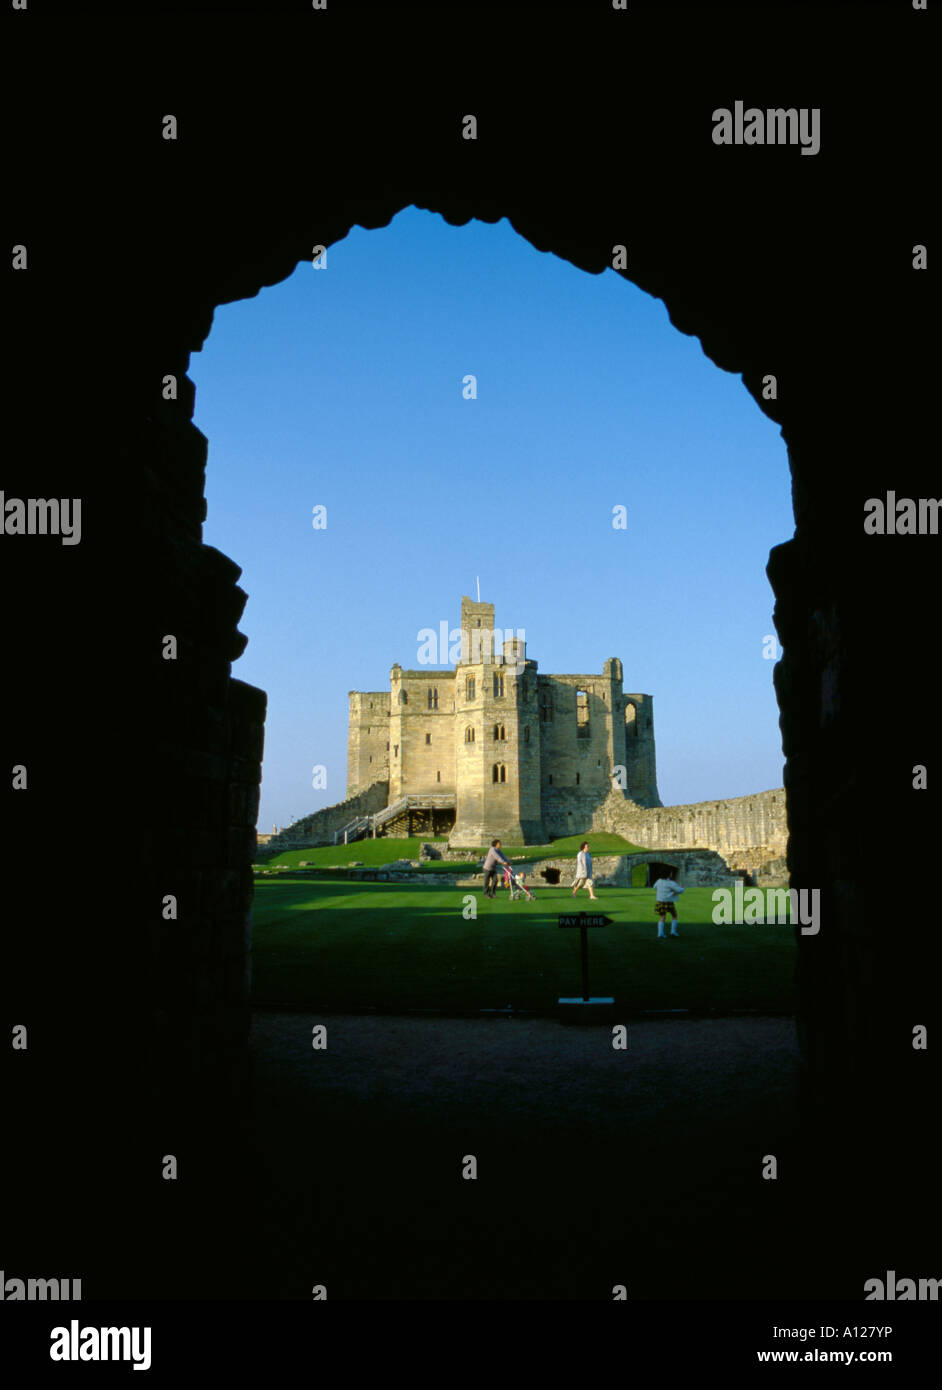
(333, 814, 372, 845)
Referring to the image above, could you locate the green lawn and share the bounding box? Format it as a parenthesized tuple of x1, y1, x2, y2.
(250, 880, 797, 1012)
(258, 831, 647, 870)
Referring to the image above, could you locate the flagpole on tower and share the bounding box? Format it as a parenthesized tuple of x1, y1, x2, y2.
(476, 576, 480, 602)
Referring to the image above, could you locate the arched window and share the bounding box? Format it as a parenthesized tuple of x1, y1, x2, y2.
(400, 690, 408, 705)
(492, 763, 507, 783)
(624, 701, 638, 737)
(576, 772, 580, 785)
(493, 723, 506, 741)
(465, 726, 475, 743)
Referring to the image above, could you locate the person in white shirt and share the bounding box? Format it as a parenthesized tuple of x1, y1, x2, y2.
(653, 872, 684, 938)
(572, 842, 597, 900)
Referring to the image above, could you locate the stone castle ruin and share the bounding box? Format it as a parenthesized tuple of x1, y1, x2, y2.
(265, 595, 787, 873)
(347, 594, 660, 845)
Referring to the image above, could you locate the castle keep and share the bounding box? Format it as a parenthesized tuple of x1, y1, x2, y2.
(347, 595, 661, 845)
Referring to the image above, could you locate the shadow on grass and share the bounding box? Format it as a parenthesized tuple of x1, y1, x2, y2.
(250, 882, 798, 1014)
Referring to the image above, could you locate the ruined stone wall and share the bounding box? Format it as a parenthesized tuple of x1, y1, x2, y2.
(591, 788, 787, 861)
(537, 674, 617, 803)
(621, 693, 661, 808)
(260, 779, 389, 856)
(519, 849, 739, 889)
(621, 850, 741, 888)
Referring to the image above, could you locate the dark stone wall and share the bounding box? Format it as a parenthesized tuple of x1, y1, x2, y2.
(4, 6, 937, 1294)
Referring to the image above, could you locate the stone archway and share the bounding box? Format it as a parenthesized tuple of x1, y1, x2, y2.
(7, 16, 935, 1299)
(140, 177, 929, 1134)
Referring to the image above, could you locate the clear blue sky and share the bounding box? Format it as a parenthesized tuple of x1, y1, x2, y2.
(190, 207, 792, 832)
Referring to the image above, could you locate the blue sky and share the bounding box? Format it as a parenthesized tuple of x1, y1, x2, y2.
(190, 207, 792, 832)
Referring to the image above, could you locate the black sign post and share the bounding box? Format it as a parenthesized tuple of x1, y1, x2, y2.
(557, 912, 614, 1004)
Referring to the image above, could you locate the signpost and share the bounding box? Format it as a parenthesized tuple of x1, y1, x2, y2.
(557, 912, 614, 1005)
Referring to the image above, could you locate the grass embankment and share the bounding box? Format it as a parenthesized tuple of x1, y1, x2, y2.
(258, 831, 647, 871)
(251, 881, 797, 1012)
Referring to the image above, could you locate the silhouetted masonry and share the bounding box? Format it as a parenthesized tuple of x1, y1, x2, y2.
(5, 13, 938, 1295)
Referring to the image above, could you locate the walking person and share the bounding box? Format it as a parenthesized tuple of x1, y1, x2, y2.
(482, 839, 511, 899)
(652, 870, 684, 938)
(572, 842, 597, 900)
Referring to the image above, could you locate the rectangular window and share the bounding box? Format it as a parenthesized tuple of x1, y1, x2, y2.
(576, 689, 590, 739)
(425, 733, 431, 744)
(493, 673, 504, 698)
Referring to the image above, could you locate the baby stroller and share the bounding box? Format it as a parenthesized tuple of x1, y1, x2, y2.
(503, 865, 535, 902)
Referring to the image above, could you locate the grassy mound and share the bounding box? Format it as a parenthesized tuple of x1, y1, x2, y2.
(258, 830, 647, 870)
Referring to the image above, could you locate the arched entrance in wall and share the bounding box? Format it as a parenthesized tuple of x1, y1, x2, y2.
(173, 197, 800, 1012)
(639, 859, 678, 886)
(121, 42, 933, 1299)
(8, 12, 934, 1309)
(193, 202, 794, 1000)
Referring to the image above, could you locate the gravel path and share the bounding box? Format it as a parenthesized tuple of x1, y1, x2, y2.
(235, 1011, 807, 1299)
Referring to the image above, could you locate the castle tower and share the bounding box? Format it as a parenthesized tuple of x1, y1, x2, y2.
(345, 592, 659, 845)
(459, 594, 496, 665)
(450, 607, 546, 846)
(347, 688, 391, 797)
